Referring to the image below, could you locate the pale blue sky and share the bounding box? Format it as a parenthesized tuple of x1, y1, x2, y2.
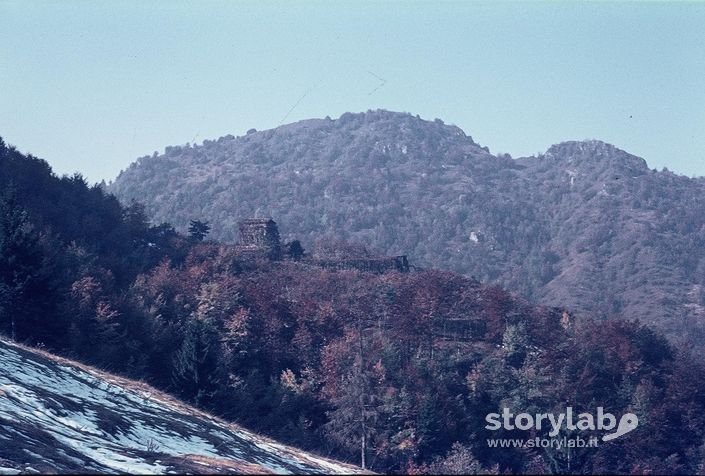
(1, 1, 704, 182)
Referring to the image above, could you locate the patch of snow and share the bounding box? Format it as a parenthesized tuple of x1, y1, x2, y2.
(79, 446, 167, 475)
(0, 340, 361, 474)
(56, 449, 88, 467)
(22, 450, 44, 460)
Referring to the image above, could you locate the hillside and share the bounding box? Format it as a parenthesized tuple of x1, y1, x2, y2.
(5, 135, 705, 474)
(0, 338, 361, 474)
(109, 110, 705, 348)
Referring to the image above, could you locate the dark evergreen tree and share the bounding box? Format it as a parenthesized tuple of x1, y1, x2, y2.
(171, 317, 223, 406)
(415, 393, 445, 462)
(286, 240, 305, 261)
(188, 220, 211, 242)
(0, 188, 46, 341)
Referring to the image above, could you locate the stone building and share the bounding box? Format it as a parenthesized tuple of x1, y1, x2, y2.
(234, 217, 410, 273)
(235, 218, 282, 260)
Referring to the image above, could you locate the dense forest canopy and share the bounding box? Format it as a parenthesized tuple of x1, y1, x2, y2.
(109, 110, 705, 352)
(3, 136, 705, 474)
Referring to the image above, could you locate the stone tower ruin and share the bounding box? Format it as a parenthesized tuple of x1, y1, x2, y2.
(236, 218, 282, 260)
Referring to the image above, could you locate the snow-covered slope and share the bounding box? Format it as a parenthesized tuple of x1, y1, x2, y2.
(0, 339, 363, 474)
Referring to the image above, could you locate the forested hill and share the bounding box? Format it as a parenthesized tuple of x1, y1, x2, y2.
(0, 138, 186, 346)
(4, 137, 705, 473)
(109, 110, 705, 348)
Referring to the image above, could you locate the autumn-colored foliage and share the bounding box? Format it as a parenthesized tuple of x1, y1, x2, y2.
(3, 138, 705, 474)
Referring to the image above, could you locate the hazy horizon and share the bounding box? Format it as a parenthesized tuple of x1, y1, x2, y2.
(2, 1, 704, 182)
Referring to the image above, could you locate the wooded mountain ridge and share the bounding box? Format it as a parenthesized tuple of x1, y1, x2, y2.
(110, 110, 705, 350)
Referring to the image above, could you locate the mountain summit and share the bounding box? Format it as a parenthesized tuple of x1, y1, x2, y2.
(110, 110, 705, 349)
(541, 140, 650, 174)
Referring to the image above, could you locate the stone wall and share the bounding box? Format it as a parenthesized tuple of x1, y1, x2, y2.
(312, 255, 409, 273)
